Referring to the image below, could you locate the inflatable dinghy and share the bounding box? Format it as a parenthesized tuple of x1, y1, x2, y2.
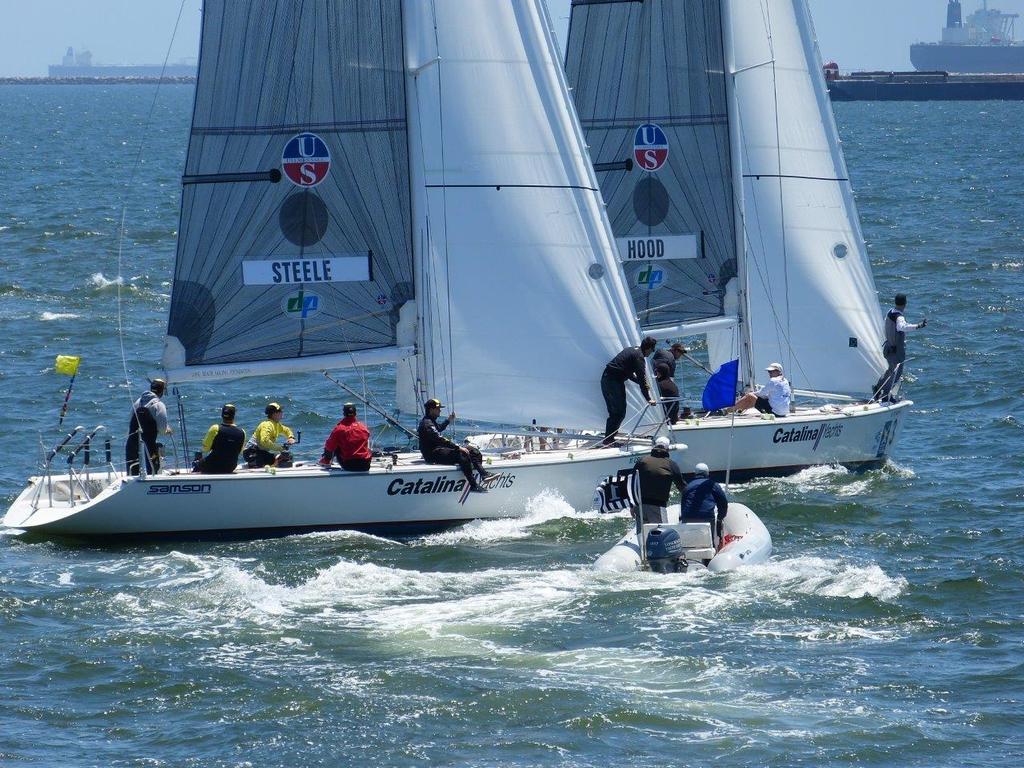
(594, 502, 772, 573)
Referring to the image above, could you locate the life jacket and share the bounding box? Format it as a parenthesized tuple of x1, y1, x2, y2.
(883, 308, 906, 360)
(200, 423, 245, 473)
(129, 403, 158, 444)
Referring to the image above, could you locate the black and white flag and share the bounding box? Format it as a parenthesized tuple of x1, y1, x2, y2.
(594, 469, 639, 514)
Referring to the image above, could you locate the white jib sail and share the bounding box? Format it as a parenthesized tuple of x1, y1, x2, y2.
(403, 0, 652, 432)
(728, 0, 886, 396)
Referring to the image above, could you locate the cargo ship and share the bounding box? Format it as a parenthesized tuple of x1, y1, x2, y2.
(911, 1, 1024, 73)
(825, 65, 1024, 100)
(47, 47, 196, 79)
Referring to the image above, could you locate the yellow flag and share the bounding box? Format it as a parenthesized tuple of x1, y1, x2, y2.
(55, 355, 81, 376)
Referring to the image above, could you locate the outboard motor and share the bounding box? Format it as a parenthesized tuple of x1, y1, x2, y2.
(645, 527, 688, 573)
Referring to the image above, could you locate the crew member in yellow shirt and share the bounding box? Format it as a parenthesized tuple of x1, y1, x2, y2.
(244, 402, 295, 468)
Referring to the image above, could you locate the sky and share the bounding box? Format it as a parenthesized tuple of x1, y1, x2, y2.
(4, 1, 1024, 77)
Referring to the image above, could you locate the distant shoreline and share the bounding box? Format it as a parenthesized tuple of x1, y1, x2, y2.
(0, 76, 196, 85)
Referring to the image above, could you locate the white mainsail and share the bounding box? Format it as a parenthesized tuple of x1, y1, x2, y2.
(563, 0, 739, 341)
(163, 0, 415, 383)
(402, 0, 650, 431)
(566, 0, 887, 398)
(162, 0, 650, 433)
(728, 0, 886, 395)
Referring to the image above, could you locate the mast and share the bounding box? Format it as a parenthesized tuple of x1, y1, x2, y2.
(721, 0, 757, 391)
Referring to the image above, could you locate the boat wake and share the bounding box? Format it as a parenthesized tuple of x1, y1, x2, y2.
(724, 554, 907, 602)
(93, 540, 908, 648)
(414, 490, 580, 545)
(742, 462, 915, 497)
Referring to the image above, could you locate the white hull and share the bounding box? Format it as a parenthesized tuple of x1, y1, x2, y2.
(667, 400, 910, 479)
(3, 445, 663, 538)
(594, 502, 772, 573)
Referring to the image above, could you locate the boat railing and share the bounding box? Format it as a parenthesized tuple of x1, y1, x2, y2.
(477, 403, 664, 454)
(34, 425, 113, 510)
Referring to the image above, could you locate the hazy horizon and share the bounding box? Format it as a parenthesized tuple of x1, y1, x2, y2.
(4, 1, 1024, 77)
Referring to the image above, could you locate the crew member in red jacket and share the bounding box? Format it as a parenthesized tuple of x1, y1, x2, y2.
(319, 403, 372, 471)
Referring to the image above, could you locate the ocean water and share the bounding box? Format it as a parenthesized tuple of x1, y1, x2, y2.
(1, 85, 1022, 766)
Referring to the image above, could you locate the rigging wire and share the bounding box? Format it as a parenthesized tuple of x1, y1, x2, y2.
(114, 0, 190, 465)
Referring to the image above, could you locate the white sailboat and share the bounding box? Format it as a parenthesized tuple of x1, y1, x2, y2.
(4, 0, 668, 538)
(564, 0, 911, 480)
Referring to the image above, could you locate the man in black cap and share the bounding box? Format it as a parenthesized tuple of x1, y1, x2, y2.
(196, 404, 245, 474)
(653, 342, 686, 424)
(600, 336, 658, 445)
(418, 399, 492, 493)
(319, 403, 372, 471)
(125, 378, 171, 476)
(873, 293, 926, 402)
(635, 436, 686, 524)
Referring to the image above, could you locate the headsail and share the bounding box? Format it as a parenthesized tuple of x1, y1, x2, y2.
(403, 0, 651, 431)
(564, 0, 739, 338)
(163, 0, 414, 382)
(728, 0, 885, 395)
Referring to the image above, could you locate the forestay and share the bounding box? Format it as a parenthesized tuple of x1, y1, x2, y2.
(403, 0, 650, 431)
(728, 0, 885, 395)
(163, 0, 415, 382)
(564, 0, 738, 336)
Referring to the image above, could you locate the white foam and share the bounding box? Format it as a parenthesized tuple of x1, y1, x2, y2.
(415, 490, 578, 545)
(728, 555, 907, 602)
(882, 460, 916, 479)
(88, 272, 124, 288)
(752, 621, 898, 642)
(40, 312, 80, 321)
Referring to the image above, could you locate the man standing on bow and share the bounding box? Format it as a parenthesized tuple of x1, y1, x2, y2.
(601, 336, 658, 445)
(125, 378, 172, 476)
(418, 399, 492, 493)
(873, 293, 926, 403)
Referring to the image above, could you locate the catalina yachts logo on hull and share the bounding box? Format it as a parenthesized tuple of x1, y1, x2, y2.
(387, 472, 515, 505)
(773, 423, 843, 451)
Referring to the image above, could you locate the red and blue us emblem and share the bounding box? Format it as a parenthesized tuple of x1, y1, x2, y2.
(633, 123, 669, 172)
(282, 132, 331, 187)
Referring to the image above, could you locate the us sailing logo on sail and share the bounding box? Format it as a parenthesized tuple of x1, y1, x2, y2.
(281, 132, 331, 187)
(633, 123, 669, 172)
(386, 473, 516, 505)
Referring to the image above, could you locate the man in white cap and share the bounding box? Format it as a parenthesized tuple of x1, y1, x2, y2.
(634, 436, 685, 524)
(727, 362, 791, 417)
(680, 462, 729, 543)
